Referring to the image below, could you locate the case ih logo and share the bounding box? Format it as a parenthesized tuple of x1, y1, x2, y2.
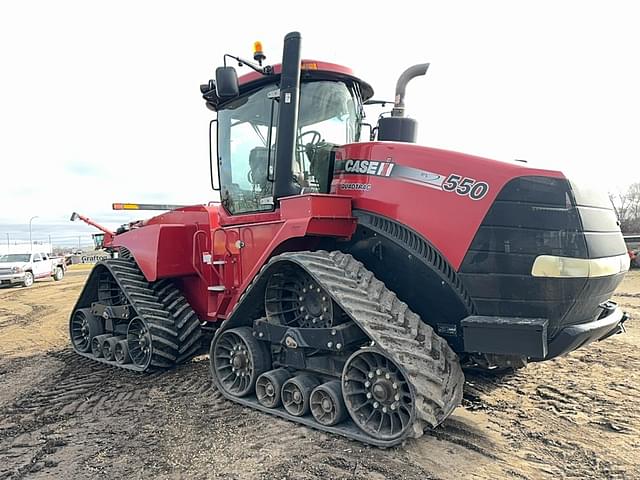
(343, 159, 394, 177)
(337, 158, 490, 200)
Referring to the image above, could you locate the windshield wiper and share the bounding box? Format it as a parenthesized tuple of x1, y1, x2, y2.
(251, 123, 267, 146)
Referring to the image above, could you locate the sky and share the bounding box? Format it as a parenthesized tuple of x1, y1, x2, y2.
(0, 0, 638, 243)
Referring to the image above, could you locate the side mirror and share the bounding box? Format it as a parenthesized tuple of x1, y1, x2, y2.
(215, 67, 239, 99)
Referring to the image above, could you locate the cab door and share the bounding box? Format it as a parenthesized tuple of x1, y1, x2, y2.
(31, 253, 46, 278)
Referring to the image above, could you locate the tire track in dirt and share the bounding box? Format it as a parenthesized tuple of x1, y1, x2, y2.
(0, 350, 222, 479)
(1, 269, 639, 479)
(0, 272, 89, 358)
(0, 305, 47, 329)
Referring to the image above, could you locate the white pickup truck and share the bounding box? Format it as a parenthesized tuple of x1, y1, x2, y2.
(0, 252, 66, 287)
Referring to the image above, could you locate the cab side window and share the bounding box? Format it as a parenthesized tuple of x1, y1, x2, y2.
(33, 254, 42, 262)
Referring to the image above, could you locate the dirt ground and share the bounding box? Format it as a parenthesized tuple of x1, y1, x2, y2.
(0, 268, 638, 479)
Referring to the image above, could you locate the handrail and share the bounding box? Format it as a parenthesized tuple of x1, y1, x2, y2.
(212, 227, 233, 257)
(191, 230, 209, 283)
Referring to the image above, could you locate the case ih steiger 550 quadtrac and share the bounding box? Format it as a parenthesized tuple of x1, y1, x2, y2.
(69, 32, 630, 446)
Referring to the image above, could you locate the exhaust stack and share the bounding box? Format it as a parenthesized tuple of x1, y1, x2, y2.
(273, 31, 302, 201)
(377, 63, 429, 143)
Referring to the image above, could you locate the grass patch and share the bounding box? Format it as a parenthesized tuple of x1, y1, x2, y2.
(67, 263, 95, 271)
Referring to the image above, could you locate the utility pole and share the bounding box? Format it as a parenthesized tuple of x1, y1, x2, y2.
(29, 216, 39, 253)
(5, 233, 9, 254)
(78, 236, 81, 252)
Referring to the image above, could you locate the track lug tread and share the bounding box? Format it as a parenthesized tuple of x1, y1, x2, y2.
(176, 310, 197, 330)
(136, 306, 171, 317)
(215, 250, 464, 446)
(178, 317, 200, 342)
(178, 329, 202, 356)
(69, 258, 203, 372)
(149, 323, 180, 338)
(115, 271, 147, 282)
(166, 297, 183, 311)
(173, 302, 190, 319)
(127, 292, 161, 302)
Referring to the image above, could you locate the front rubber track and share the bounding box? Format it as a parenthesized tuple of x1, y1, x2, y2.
(69, 257, 202, 372)
(212, 250, 465, 446)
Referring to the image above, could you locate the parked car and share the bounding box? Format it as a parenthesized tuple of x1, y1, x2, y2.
(624, 235, 640, 268)
(0, 252, 66, 287)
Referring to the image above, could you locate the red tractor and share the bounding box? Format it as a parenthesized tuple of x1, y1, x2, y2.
(69, 32, 630, 446)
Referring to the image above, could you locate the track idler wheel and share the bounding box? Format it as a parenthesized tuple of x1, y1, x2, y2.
(91, 334, 112, 358)
(265, 266, 334, 328)
(310, 380, 347, 426)
(342, 348, 415, 441)
(256, 368, 291, 408)
(211, 327, 271, 398)
(69, 308, 104, 353)
(127, 317, 153, 369)
(103, 335, 125, 361)
(114, 339, 131, 364)
(281, 374, 319, 417)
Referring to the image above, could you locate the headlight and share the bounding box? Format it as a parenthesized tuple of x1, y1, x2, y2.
(531, 253, 630, 278)
(11, 266, 24, 273)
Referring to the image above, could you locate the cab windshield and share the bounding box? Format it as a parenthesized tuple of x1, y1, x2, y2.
(217, 81, 360, 214)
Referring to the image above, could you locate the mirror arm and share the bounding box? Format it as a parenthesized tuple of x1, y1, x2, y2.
(224, 54, 271, 75)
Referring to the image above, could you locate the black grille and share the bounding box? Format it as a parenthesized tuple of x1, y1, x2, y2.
(459, 175, 626, 337)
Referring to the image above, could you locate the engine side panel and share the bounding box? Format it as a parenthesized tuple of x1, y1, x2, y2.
(332, 142, 564, 269)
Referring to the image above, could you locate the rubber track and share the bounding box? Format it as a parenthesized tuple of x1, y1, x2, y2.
(218, 250, 465, 445)
(71, 258, 202, 372)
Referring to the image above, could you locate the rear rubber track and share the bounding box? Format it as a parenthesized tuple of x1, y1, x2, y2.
(214, 250, 465, 446)
(71, 257, 202, 372)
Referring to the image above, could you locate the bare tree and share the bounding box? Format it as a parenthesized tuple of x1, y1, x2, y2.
(609, 182, 640, 233)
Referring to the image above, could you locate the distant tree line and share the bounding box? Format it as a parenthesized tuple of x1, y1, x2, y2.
(609, 182, 640, 234)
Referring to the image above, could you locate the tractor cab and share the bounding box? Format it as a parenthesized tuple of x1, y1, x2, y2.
(216, 76, 362, 214)
(201, 35, 374, 215)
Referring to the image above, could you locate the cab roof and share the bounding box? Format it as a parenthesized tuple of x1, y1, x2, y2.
(237, 59, 374, 101)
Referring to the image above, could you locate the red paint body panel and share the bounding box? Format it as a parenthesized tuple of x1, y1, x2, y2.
(112, 206, 217, 322)
(113, 206, 215, 281)
(219, 195, 355, 319)
(110, 143, 565, 325)
(333, 142, 565, 269)
(113, 196, 355, 323)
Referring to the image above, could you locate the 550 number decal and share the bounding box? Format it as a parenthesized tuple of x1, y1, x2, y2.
(442, 174, 489, 200)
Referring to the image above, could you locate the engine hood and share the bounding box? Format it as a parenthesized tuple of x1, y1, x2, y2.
(0, 262, 28, 269)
